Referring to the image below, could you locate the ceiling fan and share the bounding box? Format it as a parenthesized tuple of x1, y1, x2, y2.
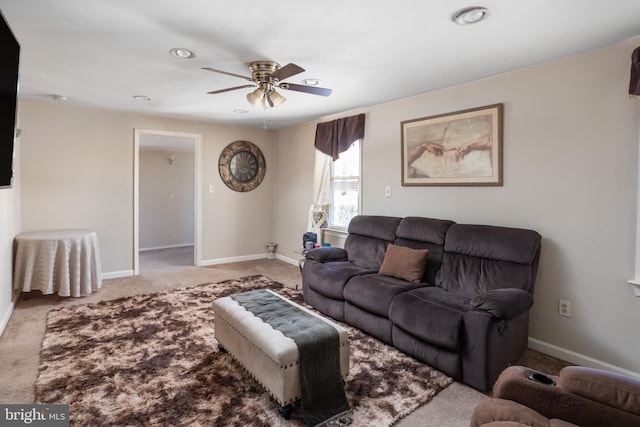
(202, 61, 332, 108)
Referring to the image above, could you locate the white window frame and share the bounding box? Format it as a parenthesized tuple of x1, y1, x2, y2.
(327, 139, 361, 230)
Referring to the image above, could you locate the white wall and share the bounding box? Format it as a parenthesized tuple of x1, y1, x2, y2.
(17, 101, 274, 274)
(139, 149, 194, 250)
(273, 121, 318, 261)
(274, 37, 640, 375)
(0, 186, 20, 335)
(0, 190, 16, 335)
(0, 124, 20, 336)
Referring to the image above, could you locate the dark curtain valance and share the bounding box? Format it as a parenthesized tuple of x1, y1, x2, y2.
(630, 47, 640, 96)
(315, 113, 365, 160)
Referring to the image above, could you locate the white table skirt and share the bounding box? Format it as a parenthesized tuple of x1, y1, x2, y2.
(13, 229, 103, 297)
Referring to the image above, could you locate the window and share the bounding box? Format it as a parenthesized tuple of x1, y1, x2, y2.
(329, 140, 360, 228)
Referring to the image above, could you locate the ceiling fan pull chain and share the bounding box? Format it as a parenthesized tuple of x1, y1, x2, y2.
(263, 106, 273, 129)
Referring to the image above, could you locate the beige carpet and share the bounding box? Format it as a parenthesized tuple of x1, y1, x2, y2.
(0, 246, 570, 426)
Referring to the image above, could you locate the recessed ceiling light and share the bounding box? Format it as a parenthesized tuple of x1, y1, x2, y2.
(51, 94, 68, 102)
(169, 48, 196, 59)
(302, 78, 321, 86)
(453, 7, 489, 25)
(233, 109, 249, 114)
(133, 95, 152, 101)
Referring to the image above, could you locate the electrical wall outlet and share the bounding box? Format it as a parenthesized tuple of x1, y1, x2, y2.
(559, 299, 572, 317)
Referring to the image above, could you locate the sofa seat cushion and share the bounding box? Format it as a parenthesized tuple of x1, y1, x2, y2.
(303, 261, 376, 300)
(344, 274, 427, 317)
(389, 287, 471, 351)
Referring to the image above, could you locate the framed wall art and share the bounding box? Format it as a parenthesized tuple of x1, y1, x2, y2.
(401, 103, 503, 186)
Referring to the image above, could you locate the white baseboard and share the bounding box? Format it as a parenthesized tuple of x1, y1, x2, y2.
(101, 251, 296, 279)
(101, 270, 134, 280)
(0, 299, 15, 339)
(528, 337, 640, 379)
(200, 253, 304, 267)
(140, 243, 194, 252)
(199, 253, 268, 266)
(277, 253, 301, 266)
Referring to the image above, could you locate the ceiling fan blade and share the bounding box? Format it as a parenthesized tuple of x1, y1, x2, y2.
(207, 85, 255, 94)
(202, 67, 254, 82)
(279, 82, 332, 96)
(270, 63, 305, 81)
(266, 92, 274, 108)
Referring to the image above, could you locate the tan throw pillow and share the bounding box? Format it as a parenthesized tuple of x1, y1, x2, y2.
(379, 244, 429, 283)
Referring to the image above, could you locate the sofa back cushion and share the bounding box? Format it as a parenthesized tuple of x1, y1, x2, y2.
(436, 224, 541, 299)
(394, 216, 454, 284)
(345, 215, 402, 270)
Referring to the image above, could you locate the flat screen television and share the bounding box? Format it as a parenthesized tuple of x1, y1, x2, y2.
(0, 10, 20, 188)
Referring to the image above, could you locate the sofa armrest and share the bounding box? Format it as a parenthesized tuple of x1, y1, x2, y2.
(493, 366, 640, 427)
(470, 288, 533, 320)
(559, 366, 640, 416)
(305, 247, 348, 262)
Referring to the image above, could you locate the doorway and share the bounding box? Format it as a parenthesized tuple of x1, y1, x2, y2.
(133, 129, 203, 275)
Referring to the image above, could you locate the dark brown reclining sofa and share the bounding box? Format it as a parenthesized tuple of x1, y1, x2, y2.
(301, 215, 542, 392)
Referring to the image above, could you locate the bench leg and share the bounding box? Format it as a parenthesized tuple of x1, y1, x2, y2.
(277, 404, 292, 420)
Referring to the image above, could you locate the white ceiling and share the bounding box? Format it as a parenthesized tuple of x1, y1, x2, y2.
(2, 1, 640, 129)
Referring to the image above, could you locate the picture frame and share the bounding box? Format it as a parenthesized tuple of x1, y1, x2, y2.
(401, 103, 503, 186)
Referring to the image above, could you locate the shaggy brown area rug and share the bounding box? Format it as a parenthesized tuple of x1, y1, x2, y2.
(36, 275, 452, 426)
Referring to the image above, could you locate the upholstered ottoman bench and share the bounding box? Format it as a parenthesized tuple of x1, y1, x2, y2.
(212, 289, 350, 419)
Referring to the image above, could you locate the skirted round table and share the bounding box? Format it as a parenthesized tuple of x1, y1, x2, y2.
(13, 229, 103, 297)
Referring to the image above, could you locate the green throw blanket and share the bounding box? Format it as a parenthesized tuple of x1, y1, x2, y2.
(231, 289, 350, 426)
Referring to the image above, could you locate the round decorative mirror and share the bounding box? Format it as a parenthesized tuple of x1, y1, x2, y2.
(219, 141, 266, 192)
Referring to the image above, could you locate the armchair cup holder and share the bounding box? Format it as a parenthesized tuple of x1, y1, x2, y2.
(528, 372, 556, 386)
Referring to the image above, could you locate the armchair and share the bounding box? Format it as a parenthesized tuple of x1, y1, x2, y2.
(470, 365, 640, 427)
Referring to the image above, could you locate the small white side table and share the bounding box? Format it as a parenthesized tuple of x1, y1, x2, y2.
(13, 229, 103, 297)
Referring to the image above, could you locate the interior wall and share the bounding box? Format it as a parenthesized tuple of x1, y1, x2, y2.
(0, 189, 15, 336)
(139, 149, 194, 250)
(17, 101, 274, 275)
(0, 129, 20, 336)
(274, 37, 640, 375)
(273, 121, 318, 259)
(0, 118, 21, 335)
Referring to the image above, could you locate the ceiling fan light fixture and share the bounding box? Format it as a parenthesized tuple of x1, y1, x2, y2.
(269, 90, 286, 107)
(204, 60, 332, 109)
(453, 7, 489, 25)
(246, 88, 264, 107)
